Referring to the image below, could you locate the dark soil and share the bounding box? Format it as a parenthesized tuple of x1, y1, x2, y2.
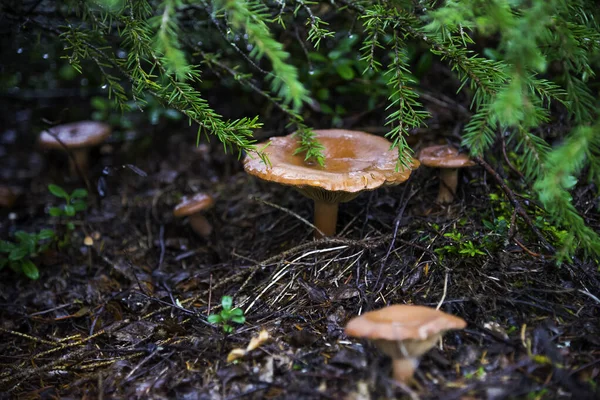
(1, 108, 600, 400)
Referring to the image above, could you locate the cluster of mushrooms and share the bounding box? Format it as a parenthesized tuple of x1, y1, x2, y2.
(28, 121, 216, 238)
(242, 129, 472, 383)
(28, 124, 473, 384)
(29, 124, 474, 241)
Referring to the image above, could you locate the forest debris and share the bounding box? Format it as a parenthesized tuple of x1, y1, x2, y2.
(227, 329, 271, 362)
(484, 321, 509, 340)
(344, 381, 370, 400)
(247, 329, 270, 351)
(227, 348, 247, 363)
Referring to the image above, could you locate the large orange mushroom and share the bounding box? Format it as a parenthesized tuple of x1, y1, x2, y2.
(244, 129, 419, 238)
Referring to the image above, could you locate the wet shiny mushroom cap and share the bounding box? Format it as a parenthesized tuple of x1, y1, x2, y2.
(39, 121, 112, 149)
(244, 129, 419, 202)
(173, 193, 215, 217)
(418, 145, 475, 169)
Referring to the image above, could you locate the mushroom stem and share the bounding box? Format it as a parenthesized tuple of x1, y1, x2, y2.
(437, 168, 458, 204)
(69, 149, 90, 177)
(189, 214, 213, 238)
(313, 200, 338, 238)
(391, 357, 419, 383)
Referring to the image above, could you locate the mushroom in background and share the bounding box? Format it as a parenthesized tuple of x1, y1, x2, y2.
(417, 144, 475, 204)
(345, 304, 466, 383)
(0, 186, 21, 208)
(173, 193, 214, 238)
(244, 129, 419, 238)
(39, 121, 112, 177)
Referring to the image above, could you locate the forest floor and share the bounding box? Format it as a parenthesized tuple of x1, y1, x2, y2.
(1, 122, 599, 400)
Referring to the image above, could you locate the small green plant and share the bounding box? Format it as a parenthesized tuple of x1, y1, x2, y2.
(0, 185, 89, 280)
(0, 230, 55, 280)
(48, 184, 88, 246)
(48, 184, 88, 221)
(526, 388, 549, 400)
(464, 365, 487, 380)
(487, 191, 570, 251)
(207, 296, 246, 333)
(435, 231, 487, 259)
(459, 240, 487, 257)
(482, 216, 509, 236)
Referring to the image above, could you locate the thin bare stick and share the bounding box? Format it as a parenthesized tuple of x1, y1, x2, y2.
(436, 271, 449, 310)
(41, 120, 94, 192)
(475, 156, 555, 253)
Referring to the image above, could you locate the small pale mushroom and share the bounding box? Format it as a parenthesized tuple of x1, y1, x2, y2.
(345, 304, 466, 383)
(418, 144, 475, 204)
(244, 129, 419, 238)
(39, 121, 111, 177)
(173, 193, 214, 238)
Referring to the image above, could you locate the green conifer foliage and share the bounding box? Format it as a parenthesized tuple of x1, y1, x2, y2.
(2, 0, 599, 261)
(420, 0, 600, 260)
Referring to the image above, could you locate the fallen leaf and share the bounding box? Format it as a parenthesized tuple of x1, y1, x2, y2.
(227, 348, 247, 363)
(247, 329, 270, 352)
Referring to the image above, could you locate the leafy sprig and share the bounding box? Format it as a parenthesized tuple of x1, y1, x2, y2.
(208, 296, 246, 333)
(48, 185, 88, 223)
(0, 230, 55, 280)
(384, 31, 429, 169)
(48, 184, 88, 247)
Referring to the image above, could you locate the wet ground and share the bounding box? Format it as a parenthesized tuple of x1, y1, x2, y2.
(0, 113, 599, 400)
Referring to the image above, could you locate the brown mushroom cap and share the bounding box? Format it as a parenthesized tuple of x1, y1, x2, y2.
(244, 129, 419, 202)
(39, 121, 111, 149)
(346, 305, 466, 383)
(345, 305, 466, 344)
(0, 186, 21, 208)
(418, 145, 475, 169)
(173, 193, 215, 217)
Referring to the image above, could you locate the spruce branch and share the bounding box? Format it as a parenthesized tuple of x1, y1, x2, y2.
(561, 74, 597, 123)
(359, 5, 385, 72)
(213, 0, 310, 111)
(149, 0, 191, 80)
(510, 128, 551, 181)
(294, 0, 334, 49)
(62, 11, 264, 160)
(291, 126, 325, 166)
(461, 106, 496, 157)
(534, 122, 600, 261)
(203, 4, 269, 75)
(199, 49, 325, 165)
(384, 32, 429, 169)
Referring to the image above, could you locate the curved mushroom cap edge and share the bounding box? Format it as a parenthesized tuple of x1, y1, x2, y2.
(345, 304, 467, 342)
(174, 193, 215, 217)
(39, 121, 112, 149)
(244, 129, 419, 195)
(418, 144, 475, 168)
